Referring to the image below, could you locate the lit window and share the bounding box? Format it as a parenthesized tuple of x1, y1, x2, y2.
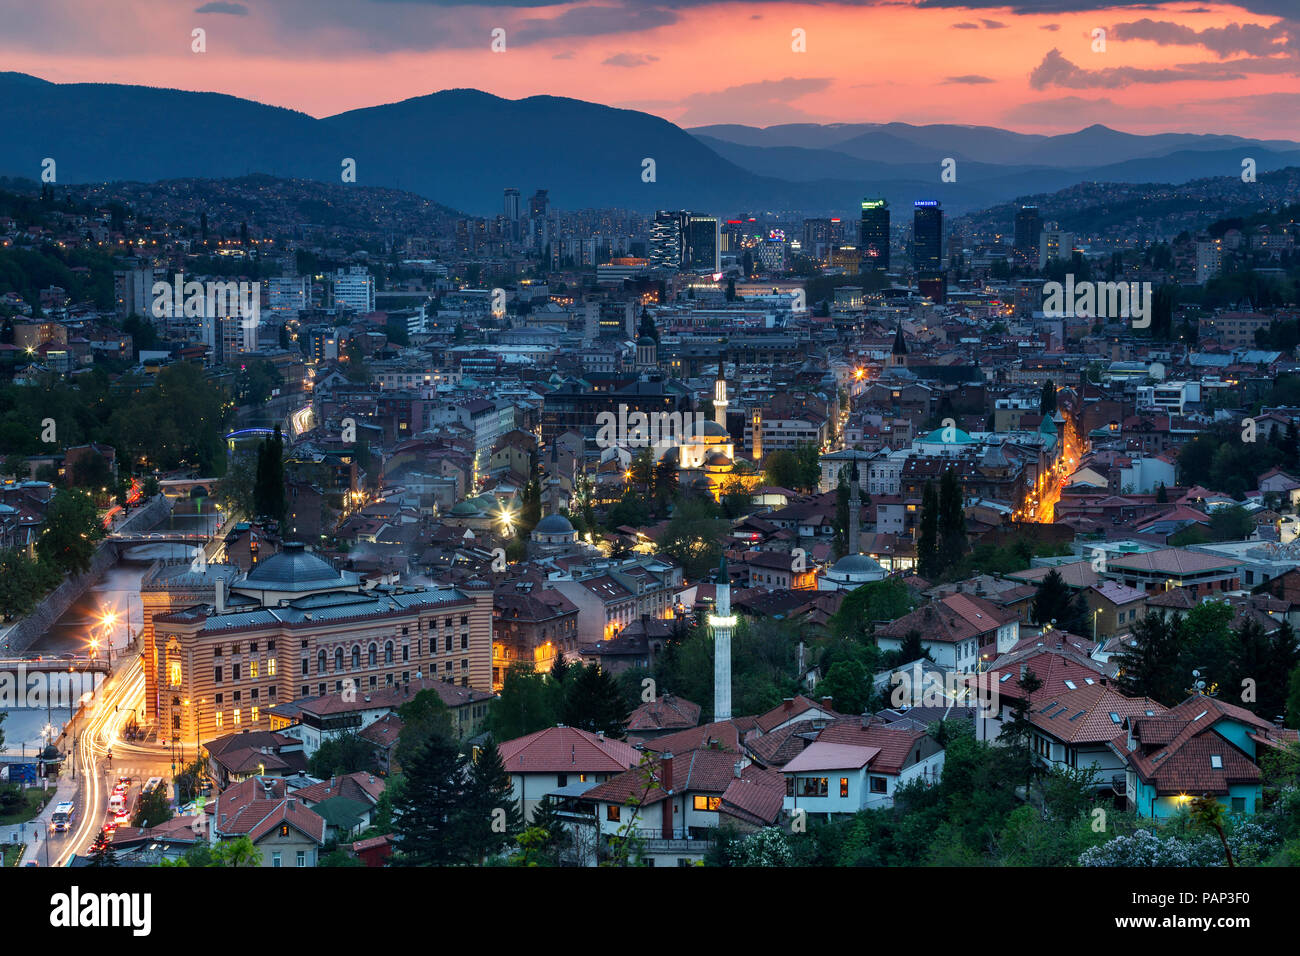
(840, 777, 849, 798)
(251, 706, 259, 723)
(268, 658, 276, 676)
(606, 805, 621, 822)
(250, 661, 259, 679)
(693, 796, 721, 811)
(233, 708, 241, 725)
(215, 711, 223, 728)
(168, 661, 182, 687)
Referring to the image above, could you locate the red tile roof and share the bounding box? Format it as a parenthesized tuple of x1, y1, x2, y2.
(498, 725, 639, 774)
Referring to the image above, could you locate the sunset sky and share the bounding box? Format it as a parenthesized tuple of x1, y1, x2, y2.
(1, 0, 1297, 137)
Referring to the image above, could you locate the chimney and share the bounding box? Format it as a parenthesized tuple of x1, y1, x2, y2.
(215, 577, 226, 614)
(733, 760, 744, 779)
(860, 711, 870, 729)
(783, 697, 794, 712)
(661, 752, 674, 792)
(1019, 663, 1027, 680)
(821, 696, 833, 711)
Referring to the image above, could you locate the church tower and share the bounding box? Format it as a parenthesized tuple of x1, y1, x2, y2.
(751, 409, 763, 464)
(709, 555, 734, 721)
(888, 322, 908, 368)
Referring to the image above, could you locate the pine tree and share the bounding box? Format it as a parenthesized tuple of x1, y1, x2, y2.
(998, 668, 1043, 798)
(832, 468, 850, 559)
(87, 830, 119, 867)
(917, 481, 939, 579)
(529, 794, 568, 857)
(562, 664, 628, 738)
(464, 738, 523, 861)
(549, 650, 570, 686)
(937, 468, 967, 575)
(1040, 379, 1057, 416)
(1113, 612, 1182, 703)
(1156, 482, 1168, 503)
(392, 733, 471, 866)
(1030, 568, 1087, 634)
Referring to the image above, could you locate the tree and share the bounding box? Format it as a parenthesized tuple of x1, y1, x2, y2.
(309, 731, 377, 778)
(87, 829, 120, 867)
(562, 664, 628, 738)
(0, 548, 59, 619)
(998, 667, 1043, 799)
(937, 467, 967, 574)
(1030, 568, 1087, 635)
(1189, 794, 1235, 867)
(1156, 482, 1169, 504)
(817, 660, 873, 715)
(211, 836, 262, 867)
(1040, 379, 1057, 416)
(131, 783, 173, 829)
(733, 827, 794, 866)
(652, 457, 678, 516)
(393, 689, 457, 771)
(657, 497, 730, 581)
(489, 664, 558, 741)
(391, 733, 471, 866)
(832, 468, 850, 559)
(1114, 612, 1183, 703)
(917, 481, 939, 579)
(253, 426, 287, 526)
(36, 488, 105, 575)
(464, 738, 523, 861)
(763, 449, 801, 490)
(528, 793, 568, 859)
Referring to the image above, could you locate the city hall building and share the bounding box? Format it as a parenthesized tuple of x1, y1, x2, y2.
(141, 543, 493, 746)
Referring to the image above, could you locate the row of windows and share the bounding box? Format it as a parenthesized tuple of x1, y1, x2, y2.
(214, 641, 275, 657)
(213, 659, 277, 683)
(788, 775, 887, 797)
(302, 635, 470, 676)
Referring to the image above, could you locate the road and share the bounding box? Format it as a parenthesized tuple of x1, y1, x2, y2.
(50, 660, 174, 866)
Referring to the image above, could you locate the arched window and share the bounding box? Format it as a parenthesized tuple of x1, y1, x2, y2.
(334, 647, 343, 672)
(368, 643, 377, 667)
(351, 646, 360, 669)
(317, 649, 326, 675)
(384, 641, 394, 665)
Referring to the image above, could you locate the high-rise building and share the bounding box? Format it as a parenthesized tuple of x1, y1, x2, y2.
(333, 266, 375, 313)
(267, 276, 310, 321)
(528, 189, 548, 220)
(912, 200, 943, 276)
(649, 210, 687, 271)
(503, 187, 521, 241)
(1038, 230, 1074, 270)
(1014, 206, 1042, 260)
(860, 199, 891, 272)
(1196, 237, 1223, 285)
(114, 264, 162, 319)
(685, 215, 721, 273)
(802, 218, 834, 266)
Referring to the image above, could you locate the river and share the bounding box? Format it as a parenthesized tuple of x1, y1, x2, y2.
(1, 502, 221, 753)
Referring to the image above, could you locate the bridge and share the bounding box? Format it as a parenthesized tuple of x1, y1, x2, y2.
(0, 656, 111, 675)
(108, 531, 212, 545)
(160, 478, 218, 499)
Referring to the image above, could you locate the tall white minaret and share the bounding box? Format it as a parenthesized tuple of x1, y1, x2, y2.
(710, 555, 734, 721)
(848, 458, 861, 554)
(713, 371, 728, 428)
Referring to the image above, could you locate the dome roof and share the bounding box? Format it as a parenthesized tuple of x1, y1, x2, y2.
(534, 513, 575, 535)
(694, 420, 730, 437)
(449, 500, 481, 515)
(242, 542, 354, 591)
(705, 453, 733, 467)
(831, 553, 885, 576)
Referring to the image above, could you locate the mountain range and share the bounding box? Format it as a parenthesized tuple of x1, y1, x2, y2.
(2, 72, 1297, 218)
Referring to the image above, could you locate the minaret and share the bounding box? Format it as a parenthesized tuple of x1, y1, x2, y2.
(709, 555, 734, 721)
(848, 459, 861, 554)
(713, 371, 728, 428)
